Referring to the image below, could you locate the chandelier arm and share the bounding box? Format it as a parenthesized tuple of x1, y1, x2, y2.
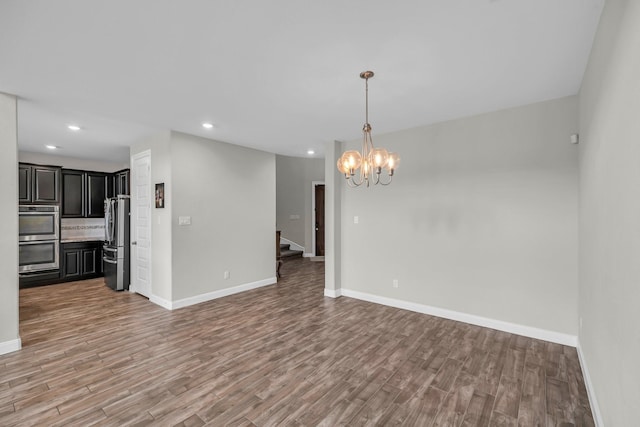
(379, 174, 393, 186)
(372, 171, 380, 185)
(348, 174, 363, 187)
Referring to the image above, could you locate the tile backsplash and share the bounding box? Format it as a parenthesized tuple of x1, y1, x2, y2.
(61, 218, 106, 240)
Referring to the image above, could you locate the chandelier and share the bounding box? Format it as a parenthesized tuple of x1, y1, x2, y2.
(337, 71, 399, 187)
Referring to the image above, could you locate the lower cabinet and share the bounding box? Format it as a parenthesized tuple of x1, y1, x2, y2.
(61, 241, 103, 280)
(20, 241, 105, 288)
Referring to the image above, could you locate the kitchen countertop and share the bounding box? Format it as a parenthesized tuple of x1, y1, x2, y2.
(60, 238, 105, 244)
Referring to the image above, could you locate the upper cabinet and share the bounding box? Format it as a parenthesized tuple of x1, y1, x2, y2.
(106, 169, 129, 198)
(19, 163, 61, 204)
(19, 163, 129, 214)
(62, 170, 108, 218)
(18, 163, 130, 218)
(86, 172, 107, 217)
(61, 169, 84, 216)
(115, 169, 130, 196)
(18, 164, 31, 203)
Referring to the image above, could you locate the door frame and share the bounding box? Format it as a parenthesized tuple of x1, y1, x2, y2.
(129, 150, 152, 296)
(311, 181, 325, 257)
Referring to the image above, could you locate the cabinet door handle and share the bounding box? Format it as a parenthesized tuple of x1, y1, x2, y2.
(131, 241, 137, 245)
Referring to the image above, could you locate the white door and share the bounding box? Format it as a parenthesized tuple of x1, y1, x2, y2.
(130, 151, 152, 298)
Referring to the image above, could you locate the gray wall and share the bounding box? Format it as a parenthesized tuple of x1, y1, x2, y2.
(0, 93, 19, 350)
(341, 96, 579, 335)
(131, 131, 276, 303)
(170, 132, 276, 301)
(578, 0, 640, 424)
(276, 155, 324, 252)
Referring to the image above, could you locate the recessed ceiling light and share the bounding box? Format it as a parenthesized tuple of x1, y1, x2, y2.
(45, 145, 58, 150)
(202, 122, 214, 129)
(67, 125, 81, 131)
(307, 150, 315, 155)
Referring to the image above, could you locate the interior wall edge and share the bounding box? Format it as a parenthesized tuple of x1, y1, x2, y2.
(0, 338, 22, 356)
(324, 288, 342, 298)
(576, 339, 604, 427)
(148, 294, 172, 311)
(163, 277, 277, 311)
(341, 288, 578, 347)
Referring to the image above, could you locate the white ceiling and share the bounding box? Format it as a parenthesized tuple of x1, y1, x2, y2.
(0, 0, 604, 163)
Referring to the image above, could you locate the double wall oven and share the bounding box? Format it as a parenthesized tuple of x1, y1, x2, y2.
(19, 205, 60, 274)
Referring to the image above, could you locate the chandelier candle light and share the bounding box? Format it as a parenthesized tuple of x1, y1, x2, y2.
(337, 71, 399, 187)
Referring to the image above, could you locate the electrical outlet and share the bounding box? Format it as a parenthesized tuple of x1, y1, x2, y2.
(393, 279, 399, 288)
(178, 216, 192, 226)
(224, 271, 230, 280)
(354, 216, 359, 224)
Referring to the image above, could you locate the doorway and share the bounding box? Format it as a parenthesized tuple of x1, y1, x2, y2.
(312, 182, 325, 257)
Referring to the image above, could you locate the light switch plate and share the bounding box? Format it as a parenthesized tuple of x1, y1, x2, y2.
(178, 216, 192, 226)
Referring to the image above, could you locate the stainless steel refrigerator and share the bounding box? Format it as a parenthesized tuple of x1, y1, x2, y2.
(104, 195, 130, 291)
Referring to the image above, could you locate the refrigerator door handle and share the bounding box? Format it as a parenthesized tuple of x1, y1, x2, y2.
(110, 199, 116, 243)
(104, 199, 109, 241)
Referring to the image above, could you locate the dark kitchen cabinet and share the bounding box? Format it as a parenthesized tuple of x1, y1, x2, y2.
(86, 173, 107, 217)
(61, 242, 103, 280)
(105, 169, 129, 198)
(62, 170, 108, 218)
(18, 163, 61, 204)
(116, 169, 130, 195)
(34, 167, 61, 203)
(62, 170, 84, 217)
(18, 164, 32, 203)
(107, 174, 116, 198)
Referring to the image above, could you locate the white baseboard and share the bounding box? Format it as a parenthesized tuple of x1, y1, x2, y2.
(303, 252, 313, 258)
(576, 340, 604, 427)
(280, 237, 305, 253)
(149, 294, 173, 310)
(324, 288, 342, 298)
(340, 289, 578, 347)
(0, 338, 22, 355)
(151, 277, 277, 310)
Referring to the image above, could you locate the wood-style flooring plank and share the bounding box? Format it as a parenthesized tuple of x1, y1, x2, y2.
(0, 258, 595, 426)
(461, 391, 494, 427)
(493, 375, 522, 419)
(518, 364, 547, 426)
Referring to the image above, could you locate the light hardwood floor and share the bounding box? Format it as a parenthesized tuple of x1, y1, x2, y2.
(2, 259, 593, 426)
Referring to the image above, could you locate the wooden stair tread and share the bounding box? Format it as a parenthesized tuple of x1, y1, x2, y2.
(280, 248, 303, 259)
